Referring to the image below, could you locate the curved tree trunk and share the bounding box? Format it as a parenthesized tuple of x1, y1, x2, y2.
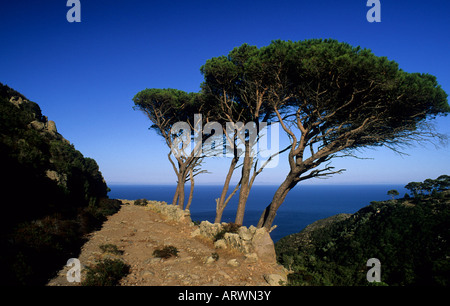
(215, 156, 239, 223)
(172, 184, 180, 206)
(177, 174, 186, 210)
(235, 141, 252, 225)
(257, 171, 298, 229)
(215, 199, 225, 224)
(185, 168, 195, 211)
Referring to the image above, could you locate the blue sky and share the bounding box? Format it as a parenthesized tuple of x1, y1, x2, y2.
(1, 0, 449, 185)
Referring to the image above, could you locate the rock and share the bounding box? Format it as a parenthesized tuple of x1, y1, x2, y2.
(9, 96, 25, 108)
(218, 270, 231, 279)
(248, 225, 257, 235)
(223, 233, 240, 248)
(251, 228, 277, 265)
(238, 226, 253, 241)
(147, 201, 191, 223)
(244, 253, 259, 263)
(222, 233, 252, 253)
(214, 239, 227, 249)
(199, 221, 223, 239)
(227, 259, 240, 267)
(141, 270, 155, 277)
(190, 227, 201, 237)
(264, 274, 287, 286)
(47, 120, 57, 133)
(30, 120, 45, 131)
(204, 256, 216, 265)
(45, 170, 67, 187)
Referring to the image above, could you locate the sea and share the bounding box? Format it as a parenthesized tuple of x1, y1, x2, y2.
(108, 184, 408, 242)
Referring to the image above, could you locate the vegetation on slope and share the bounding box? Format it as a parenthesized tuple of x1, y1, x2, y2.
(0, 83, 121, 285)
(275, 177, 450, 286)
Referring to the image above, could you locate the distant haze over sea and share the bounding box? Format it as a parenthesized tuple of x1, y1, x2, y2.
(108, 184, 407, 242)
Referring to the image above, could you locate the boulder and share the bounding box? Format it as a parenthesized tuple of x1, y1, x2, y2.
(238, 226, 253, 241)
(46, 120, 57, 133)
(30, 120, 45, 131)
(192, 221, 279, 268)
(251, 228, 277, 265)
(223, 233, 241, 249)
(45, 170, 68, 187)
(199, 221, 222, 239)
(248, 225, 258, 235)
(214, 239, 227, 249)
(224, 233, 253, 254)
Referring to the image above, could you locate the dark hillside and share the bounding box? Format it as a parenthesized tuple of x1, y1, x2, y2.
(0, 83, 121, 285)
(276, 182, 450, 286)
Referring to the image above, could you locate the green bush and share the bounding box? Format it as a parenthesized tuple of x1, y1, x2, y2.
(276, 189, 450, 286)
(99, 244, 123, 255)
(97, 198, 122, 216)
(9, 216, 82, 285)
(153, 245, 179, 259)
(82, 258, 130, 286)
(211, 252, 219, 261)
(214, 222, 240, 241)
(134, 198, 148, 206)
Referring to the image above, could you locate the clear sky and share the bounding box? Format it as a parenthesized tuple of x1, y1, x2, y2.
(1, 0, 449, 185)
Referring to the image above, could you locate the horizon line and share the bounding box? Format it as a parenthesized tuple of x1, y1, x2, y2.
(107, 182, 408, 186)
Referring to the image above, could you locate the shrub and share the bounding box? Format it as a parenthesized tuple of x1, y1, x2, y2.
(153, 245, 178, 259)
(77, 207, 106, 234)
(211, 252, 219, 261)
(97, 198, 122, 216)
(82, 258, 130, 286)
(276, 190, 450, 286)
(99, 244, 123, 255)
(134, 198, 148, 206)
(214, 222, 240, 241)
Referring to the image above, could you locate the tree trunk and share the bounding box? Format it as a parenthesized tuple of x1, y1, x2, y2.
(215, 199, 226, 224)
(257, 171, 298, 230)
(175, 170, 187, 210)
(185, 168, 194, 211)
(235, 141, 252, 225)
(215, 156, 239, 223)
(177, 180, 185, 210)
(256, 204, 269, 228)
(172, 184, 179, 206)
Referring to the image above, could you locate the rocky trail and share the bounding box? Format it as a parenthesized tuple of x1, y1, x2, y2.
(48, 201, 287, 286)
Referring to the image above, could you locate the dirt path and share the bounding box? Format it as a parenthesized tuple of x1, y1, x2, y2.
(48, 201, 285, 286)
